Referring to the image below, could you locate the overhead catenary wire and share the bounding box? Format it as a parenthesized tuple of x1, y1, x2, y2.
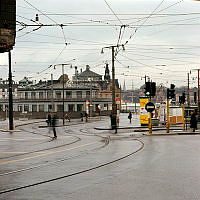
(103, 0, 123, 25)
(118, 0, 184, 54)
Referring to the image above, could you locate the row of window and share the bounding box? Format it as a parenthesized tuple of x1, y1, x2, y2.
(0, 103, 109, 112)
(19, 91, 93, 99)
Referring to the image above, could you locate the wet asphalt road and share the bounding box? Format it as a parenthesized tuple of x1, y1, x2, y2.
(0, 114, 200, 200)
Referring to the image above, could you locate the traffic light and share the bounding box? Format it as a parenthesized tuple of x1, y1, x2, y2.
(194, 92, 197, 104)
(179, 93, 186, 104)
(182, 92, 186, 103)
(144, 82, 151, 96)
(170, 84, 175, 98)
(144, 82, 156, 97)
(167, 84, 176, 99)
(151, 82, 156, 96)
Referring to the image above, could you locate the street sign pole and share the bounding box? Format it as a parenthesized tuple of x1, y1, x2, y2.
(145, 101, 155, 135)
(182, 103, 185, 130)
(149, 111, 152, 135)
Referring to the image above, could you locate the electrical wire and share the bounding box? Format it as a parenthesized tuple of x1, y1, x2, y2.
(103, 0, 123, 25)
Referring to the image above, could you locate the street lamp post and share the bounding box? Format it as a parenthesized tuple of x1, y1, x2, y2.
(192, 69, 200, 116)
(101, 45, 124, 133)
(53, 60, 75, 125)
(8, 51, 14, 130)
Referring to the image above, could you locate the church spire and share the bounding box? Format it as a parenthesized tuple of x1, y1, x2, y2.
(104, 63, 110, 81)
(123, 79, 126, 91)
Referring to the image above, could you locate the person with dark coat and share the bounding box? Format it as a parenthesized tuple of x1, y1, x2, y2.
(128, 111, 132, 123)
(85, 112, 88, 122)
(190, 111, 197, 132)
(80, 112, 83, 121)
(51, 114, 58, 138)
(46, 113, 52, 127)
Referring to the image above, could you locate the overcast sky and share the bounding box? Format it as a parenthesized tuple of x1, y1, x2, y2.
(1, 0, 200, 89)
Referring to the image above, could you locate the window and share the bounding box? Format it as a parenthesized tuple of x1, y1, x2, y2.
(39, 92, 44, 99)
(77, 104, 83, 111)
(94, 91, 97, 97)
(57, 104, 63, 112)
(19, 92, 23, 99)
(31, 92, 36, 99)
(24, 105, 29, 112)
(39, 105, 44, 112)
(0, 105, 3, 111)
(47, 91, 52, 99)
(25, 92, 29, 99)
(32, 105, 37, 112)
(68, 104, 74, 112)
(104, 104, 108, 111)
(5, 105, 8, 111)
(76, 91, 82, 98)
(66, 91, 72, 98)
(48, 105, 52, 112)
(86, 91, 90, 98)
(56, 91, 61, 99)
(18, 105, 23, 112)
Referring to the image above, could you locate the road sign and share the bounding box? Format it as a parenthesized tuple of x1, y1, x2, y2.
(145, 102, 155, 112)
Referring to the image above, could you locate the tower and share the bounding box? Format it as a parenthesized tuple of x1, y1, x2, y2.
(104, 63, 110, 81)
(123, 79, 126, 91)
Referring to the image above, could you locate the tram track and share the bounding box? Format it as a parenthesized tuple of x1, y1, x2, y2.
(0, 138, 144, 195)
(0, 120, 104, 160)
(0, 123, 109, 176)
(0, 125, 81, 160)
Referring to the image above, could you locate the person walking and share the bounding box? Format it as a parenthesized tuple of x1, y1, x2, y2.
(80, 112, 83, 122)
(85, 112, 88, 122)
(46, 112, 52, 127)
(51, 114, 58, 138)
(128, 111, 132, 123)
(190, 110, 197, 132)
(64, 113, 70, 122)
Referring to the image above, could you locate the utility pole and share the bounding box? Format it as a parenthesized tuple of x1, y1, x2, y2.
(111, 46, 117, 132)
(8, 51, 14, 130)
(101, 45, 124, 133)
(192, 69, 200, 116)
(51, 73, 54, 112)
(89, 79, 92, 117)
(53, 60, 75, 125)
(187, 72, 190, 106)
(62, 64, 65, 125)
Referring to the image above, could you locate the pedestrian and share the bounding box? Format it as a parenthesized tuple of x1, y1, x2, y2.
(46, 112, 52, 127)
(128, 111, 132, 123)
(85, 112, 88, 122)
(80, 112, 83, 121)
(51, 113, 58, 138)
(64, 113, 70, 122)
(190, 110, 197, 132)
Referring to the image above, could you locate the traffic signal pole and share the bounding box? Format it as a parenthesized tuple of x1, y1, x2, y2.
(182, 103, 185, 130)
(148, 98, 153, 135)
(166, 99, 170, 133)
